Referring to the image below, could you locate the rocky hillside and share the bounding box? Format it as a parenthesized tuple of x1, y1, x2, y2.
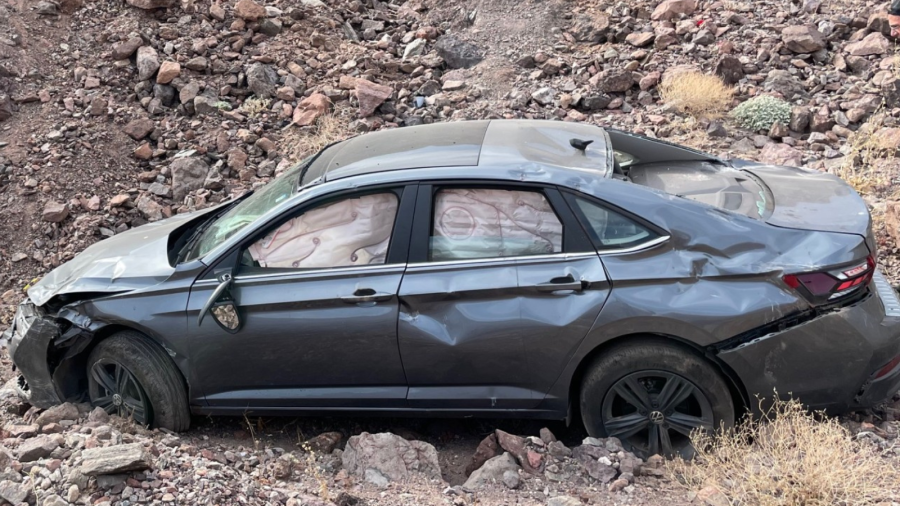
(0, 0, 898, 300)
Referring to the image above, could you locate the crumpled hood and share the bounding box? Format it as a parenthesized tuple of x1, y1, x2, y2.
(28, 211, 203, 307)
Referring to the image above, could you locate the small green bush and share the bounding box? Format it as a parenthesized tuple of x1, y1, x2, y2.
(732, 95, 791, 132)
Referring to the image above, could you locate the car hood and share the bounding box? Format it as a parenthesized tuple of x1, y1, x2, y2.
(28, 211, 204, 307)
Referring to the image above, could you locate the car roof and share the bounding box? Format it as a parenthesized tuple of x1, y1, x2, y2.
(302, 119, 613, 183)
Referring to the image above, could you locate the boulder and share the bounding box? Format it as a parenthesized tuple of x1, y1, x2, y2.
(111, 36, 143, 60)
(293, 93, 331, 126)
(434, 35, 483, 69)
(495, 430, 539, 474)
(650, 0, 697, 21)
(463, 453, 519, 489)
(123, 118, 155, 140)
(235, 0, 267, 20)
(355, 79, 393, 117)
(126, 0, 175, 8)
(156, 61, 180, 84)
(465, 433, 501, 476)
(593, 70, 633, 93)
(305, 432, 343, 454)
(35, 402, 79, 426)
(170, 156, 210, 202)
(846, 32, 889, 56)
(760, 142, 803, 167)
(42, 202, 69, 223)
(18, 435, 59, 461)
(136, 46, 160, 81)
(782, 25, 825, 53)
(569, 13, 610, 43)
(0, 480, 29, 504)
(0, 95, 13, 123)
(714, 55, 743, 84)
(625, 32, 654, 47)
(246, 63, 278, 98)
(341, 432, 441, 482)
(80, 443, 151, 475)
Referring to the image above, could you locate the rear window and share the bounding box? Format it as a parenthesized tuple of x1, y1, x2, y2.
(573, 197, 660, 251)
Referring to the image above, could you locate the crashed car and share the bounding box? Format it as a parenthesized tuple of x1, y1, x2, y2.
(5, 119, 900, 458)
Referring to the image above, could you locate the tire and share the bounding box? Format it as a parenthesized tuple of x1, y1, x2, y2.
(86, 331, 190, 431)
(580, 340, 735, 459)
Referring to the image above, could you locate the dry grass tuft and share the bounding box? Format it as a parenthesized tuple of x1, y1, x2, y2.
(837, 108, 895, 195)
(668, 398, 900, 506)
(282, 112, 352, 164)
(659, 72, 734, 119)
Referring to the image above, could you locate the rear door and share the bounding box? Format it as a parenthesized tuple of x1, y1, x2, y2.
(397, 182, 610, 410)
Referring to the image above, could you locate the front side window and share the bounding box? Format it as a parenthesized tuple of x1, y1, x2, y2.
(429, 188, 563, 261)
(573, 197, 660, 250)
(245, 192, 399, 269)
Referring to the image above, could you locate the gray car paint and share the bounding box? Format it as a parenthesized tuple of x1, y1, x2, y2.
(6, 119, 900, 421)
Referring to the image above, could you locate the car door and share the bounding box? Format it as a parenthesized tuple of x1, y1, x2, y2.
(398, 182, 610, 410)
(187, 184, 416, 409)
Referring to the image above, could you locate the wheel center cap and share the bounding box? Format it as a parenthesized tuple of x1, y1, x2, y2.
(112, 394, 123, 407)
(649, 410, 665, 424)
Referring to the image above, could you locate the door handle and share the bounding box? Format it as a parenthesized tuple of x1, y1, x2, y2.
(536, 274, 585, 293)
(341, 288, 393, 304)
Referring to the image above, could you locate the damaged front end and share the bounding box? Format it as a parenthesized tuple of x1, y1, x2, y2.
(3, 298, 100, 408)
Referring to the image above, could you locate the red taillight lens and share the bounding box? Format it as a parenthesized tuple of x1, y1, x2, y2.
(874, 354, 900, 380)
(782, 255, 875, 304)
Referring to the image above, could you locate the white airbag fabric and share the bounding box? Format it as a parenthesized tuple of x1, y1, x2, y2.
(248, 193, 398, 268)
(431, 189, 562, 261)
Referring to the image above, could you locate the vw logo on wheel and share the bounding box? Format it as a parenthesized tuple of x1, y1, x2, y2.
(649, 410, 665, 424)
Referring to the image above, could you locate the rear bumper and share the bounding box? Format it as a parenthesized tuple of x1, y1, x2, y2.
(2, 300, 64, 408)
(718, 270, 900, 413)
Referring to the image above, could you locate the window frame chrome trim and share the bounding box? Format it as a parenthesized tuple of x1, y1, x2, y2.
(595, 235, 670, 256)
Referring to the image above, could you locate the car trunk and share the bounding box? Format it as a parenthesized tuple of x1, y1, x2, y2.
(628, 161, 872, 245)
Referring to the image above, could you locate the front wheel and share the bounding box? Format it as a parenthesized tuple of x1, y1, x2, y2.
(580, 341, 735, 459)
(87, 331, 190, 431)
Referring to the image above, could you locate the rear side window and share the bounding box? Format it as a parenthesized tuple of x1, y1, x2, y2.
(430, 188, 563, 261)
(573, 197, 659, 251)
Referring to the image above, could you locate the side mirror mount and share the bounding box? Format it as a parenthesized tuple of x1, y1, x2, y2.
(198, 270, 240, 331)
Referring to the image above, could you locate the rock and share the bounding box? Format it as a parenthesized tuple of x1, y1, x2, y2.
(341, 432, 441, 482)
(790, 106, 810, 132)
(209, 2, 226, 20)
(539, 427, 557, 444)
(80, 443, 151, 475)
(625, 32, 654, 47)
(594, 70, 633, 93)
(463, 453, 520, 489)
(293, 93, 331, 126)
(180, 82, 201, 104)
(246, 63, 278, 98)
(259, 18, 282, 37)
(547, 496, 582, 506)
(547, 441, 572, 458)
(88, 406, 110, 423)
(35, 402, 79, 426)
(18, 434, 59, 461)
(90, 97, 107, 116)
(403, 39, 427, 59)
(764, 69, 808, 99)
(0, 480, 29, 504)
(156, 61, 180, 84)
(185, 57, 208, 71)
(714, 55, 743, 84)
(846, 32, 889, 56)
(234, 0, 266, 20)
(782, 25, 825, 53)
(582, 94, 612, 110)
(136, 46, 160, 81)
(466, 433, 501, 476)
(42, 494, 67, 506)
(707, 121, 727, 137)
(364, 468, 389, 487)
(136, 194, 163, 221)
(760, 142, 802, 167)
(532, 87, 555, 106)
(194, 96, 219, 115)
(355, 79, 393, 117)
(123, 118, 155, 140)
(495, 430, 538, 473)
(609, 478, 629, 492)
(0, 95, 12, 123)
(697, 485, 730, 506)
(306, 432, 343, 454)
(42, 202, 69, 223)
(111, 36, 143, 60)
(126, 0, 175, 8)
(7, 424, 39, 437)
(651, 0, 697, 21)
(867, 11, 892, 35)
(884, 201, 900, 246)
(434, 35, 483, 69)
(170, 156, 210, 202)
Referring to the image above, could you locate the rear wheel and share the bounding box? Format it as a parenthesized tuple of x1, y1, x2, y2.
(580, 341, 735, 459)
(87, 331, 190, 431)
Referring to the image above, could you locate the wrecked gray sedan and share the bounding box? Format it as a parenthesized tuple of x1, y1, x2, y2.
(5, 119, 900, 458)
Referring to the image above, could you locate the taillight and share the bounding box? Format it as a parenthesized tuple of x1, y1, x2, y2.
(782, 255, 875, 305)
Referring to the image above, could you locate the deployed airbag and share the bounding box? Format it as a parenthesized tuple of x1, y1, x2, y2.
(248, 193, 398, 268)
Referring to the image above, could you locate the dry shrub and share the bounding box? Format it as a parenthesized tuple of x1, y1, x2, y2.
(659, 72, 733, 118)
(838, 108, 894, 195)
(282, 112, 352, 163)
(668, 398, 900, 506)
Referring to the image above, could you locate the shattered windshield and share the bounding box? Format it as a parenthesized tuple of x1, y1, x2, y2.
(184, 161, 306, 261)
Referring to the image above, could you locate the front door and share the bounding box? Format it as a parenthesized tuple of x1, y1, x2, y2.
(188, 186, 415, 409)
(398, 183, 610, 410)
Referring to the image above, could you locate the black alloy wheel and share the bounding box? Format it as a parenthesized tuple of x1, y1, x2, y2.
(601, 371, 714, 459)
(88, 360, 152, 425)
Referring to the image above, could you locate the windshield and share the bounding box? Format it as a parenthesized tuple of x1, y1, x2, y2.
(184, 161, 305, 261)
